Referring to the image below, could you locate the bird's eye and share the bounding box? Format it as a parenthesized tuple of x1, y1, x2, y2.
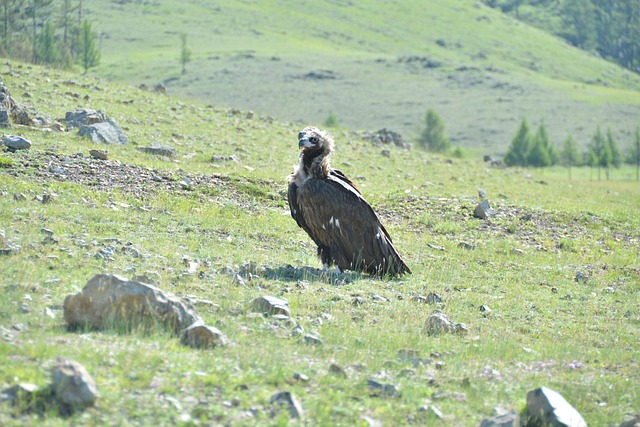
(309, 137, 319, 144)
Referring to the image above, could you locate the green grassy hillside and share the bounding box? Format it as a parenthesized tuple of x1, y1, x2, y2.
(84, 0, 640, 155)
(1, 61, 639, 425)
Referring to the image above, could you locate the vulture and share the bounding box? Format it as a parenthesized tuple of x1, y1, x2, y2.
(287, 126, 411, 277)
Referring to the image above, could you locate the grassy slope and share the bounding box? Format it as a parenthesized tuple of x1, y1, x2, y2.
(1, 62, 639, 425)
(85, 0, 640, 155)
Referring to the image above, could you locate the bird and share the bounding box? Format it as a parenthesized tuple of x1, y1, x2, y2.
(287, 126, 411, 277)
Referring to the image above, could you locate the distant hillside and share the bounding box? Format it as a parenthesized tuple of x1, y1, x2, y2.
(84, 0, 640, 155)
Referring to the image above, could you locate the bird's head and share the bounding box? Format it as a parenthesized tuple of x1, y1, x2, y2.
(298, 126, 334, 153)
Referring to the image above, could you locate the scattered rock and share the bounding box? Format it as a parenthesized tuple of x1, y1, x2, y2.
(0, 383, 40, 403)
(362, 128, 411, 149)
(525, 387, 586, 427)
(424, 313, 468, 336)
(65, 109, 106, 128)
(302, 333, 323, 346)
(270, 391, 304, 419)
(180, 322, 228, 349)
(13, 192, 27, 201)
(479, 411, 520, 427)
(89, 149, 108, 160)
(474, 199, 495, 219)
(619, 415, 640, 427)
(78, 118, 129, 145)
(211, 154, 238, 162)
(458, 241, 476, 250)
(575, 271, 588, 284)
(250, 296, 291, 316)
(63, 274, 201, 334)
(137, 143, 176, 157)
(328, 363, 347, 378)
(367, 379, 400, 398)
(50, 359, 98, 409)
(2, 135, 32, 150)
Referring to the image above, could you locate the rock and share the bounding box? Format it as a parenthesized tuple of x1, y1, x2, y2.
(13, 192, 27, 201)
(362, 128, 411, 149)
(367, 379, 400, 398)
(64, 109, 107, 127)
(89, 149, 108, 160)
(51, 359, 98, 409)
(525, 387, 586, 427)
(63, 273, 201, 334)
(0, 108, 9, 127)
(329, 363, 347, 378)
(302, 333, 323, 346)
(426, 292, 443, 304)
(180, 322, 228, 349)
(78, 118, 129, 145)
(250, 296, 291, 316)
(619, 415, 640, 427)
(424, 313, 468, 336)
(474, 199, 495, 219)
(137, 143, 176, 157)
(0, 383, 40, 403)
(575, 271, 588, 284)
(2, 135, 32, 150)
(270, 391, 304, 419)
(480, 411, 520, 427)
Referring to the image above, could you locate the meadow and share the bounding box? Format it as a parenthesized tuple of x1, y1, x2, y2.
(82, 0, 640, 157)
(0, 61, 638, 425)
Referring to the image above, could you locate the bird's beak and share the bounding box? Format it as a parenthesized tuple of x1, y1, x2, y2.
(298, 137, 312, 149)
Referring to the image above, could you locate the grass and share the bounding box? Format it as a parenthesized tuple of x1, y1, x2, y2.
(75, 0, 640, 157)
(1, 61, 639, 426)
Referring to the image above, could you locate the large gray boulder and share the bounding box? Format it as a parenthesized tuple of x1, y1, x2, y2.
(78, 118, 129, 145)
(63, 274, 201, 334)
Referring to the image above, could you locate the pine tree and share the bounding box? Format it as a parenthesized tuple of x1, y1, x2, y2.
(527, 134, 551, 168)
(587, 126, 611, 181)
(626, 126, 640, 182)
(418, 109, 450, 152)
(35, 21, 58, 64)
(504, 118, 530, 167)
(180, 32, 191, 75)
(77, 19, 99, 74)
(27, 0, 54, 63)
(560, 134, 581, 179)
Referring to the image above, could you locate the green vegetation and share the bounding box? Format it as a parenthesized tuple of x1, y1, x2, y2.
(417, 109, 450, 153)
(0, 61, 639, 426)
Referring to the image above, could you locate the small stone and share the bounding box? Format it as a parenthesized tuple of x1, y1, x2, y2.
(291, 324, 305, 336)
(329, 364, 347, 378)
(426, 292, 443, 304)
(3, 135, 32, 150)
(458, 241, 476, 250)
(250, 296, 291, 316)
(366, 379, 399, 398)
(13, 192, 27, 201)
(89, 149, 108, 160)
(619, 414, 640, 427)
(270, 391, 304, 419)
(479, 305, 492, 313)
(302, 333, 323, 346)
(474, 199, 495, 219)
(479, 411, 520, 427)
(293, 372, 309, 382)
(51, 359, 98, 409)
(180, 322, 228, 349)
(0, 383, 40, 403)
(575, 271, 588, 284)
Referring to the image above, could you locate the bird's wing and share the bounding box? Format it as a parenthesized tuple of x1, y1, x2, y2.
(297, 175, 410, 276)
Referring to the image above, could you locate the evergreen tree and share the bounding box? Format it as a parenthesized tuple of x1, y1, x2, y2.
(27, 0, 54, 63)
(504, 118, 530, 167)
(626, 126, 640, 182)
(180, 32, 191, 75)
(77, 19, 99, 73)
(606, 128, 622, 167)
(527, 134, 551, 168)
(531, 121, 557, 166)
(561, 0, 596, 50)
(1, 0, 25, 55)
(587, 126, 611, 181)
(560, 134, 581, 179)
(35, 20, 58, 64)
(417, 109, 450, 152)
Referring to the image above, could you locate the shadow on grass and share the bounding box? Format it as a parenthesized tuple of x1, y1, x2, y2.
(261, 264, 363, 285)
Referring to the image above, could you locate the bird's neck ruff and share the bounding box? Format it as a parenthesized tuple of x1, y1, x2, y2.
(298, 143, 333, 180)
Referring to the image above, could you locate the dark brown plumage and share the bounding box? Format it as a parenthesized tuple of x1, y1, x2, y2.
(287, 126, 411, 277)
